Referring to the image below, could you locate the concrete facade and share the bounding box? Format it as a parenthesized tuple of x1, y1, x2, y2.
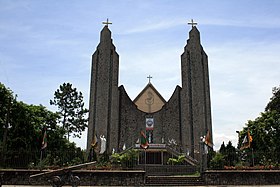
(87, 25, 212, 162)
(87, 25, 119, 153)
(180, 27, 212, 159)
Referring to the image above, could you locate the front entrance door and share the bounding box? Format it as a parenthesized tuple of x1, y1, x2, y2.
(139, 151, 162, 164)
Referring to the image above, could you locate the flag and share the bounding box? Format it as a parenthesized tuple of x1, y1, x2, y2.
(41, 129, 47, 150)
(91, 134, 98, 148)
(204, 130, 213, 148)
(248, 131, 253, 143)
(240, 130, 253, 150)
(140, 131, 149, 149)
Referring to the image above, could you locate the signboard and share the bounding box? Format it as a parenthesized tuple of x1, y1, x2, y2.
(146, 117, 154, 130)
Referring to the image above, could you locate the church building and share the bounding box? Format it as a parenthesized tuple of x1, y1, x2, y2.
(87, 20, 212, 164)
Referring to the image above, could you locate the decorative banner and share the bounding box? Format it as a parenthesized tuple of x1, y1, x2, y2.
(146, 117, 154, 130)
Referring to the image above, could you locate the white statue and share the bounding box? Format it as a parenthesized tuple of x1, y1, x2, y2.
(99, 135, 106, 154)
(168, 138, 177, 146)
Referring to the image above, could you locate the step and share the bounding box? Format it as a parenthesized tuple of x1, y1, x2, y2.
(145, 176, 204, 186)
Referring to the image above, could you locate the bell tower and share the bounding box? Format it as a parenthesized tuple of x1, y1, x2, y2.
(180, 22, 212, 159)
(87, 21, 120, 154)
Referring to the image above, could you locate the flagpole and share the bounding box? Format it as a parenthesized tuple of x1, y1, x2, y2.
(40, 149, 42, 162)
(251, 147, 254, 166)
(144, 149, 147, 171)
(39, 148, 44, 171)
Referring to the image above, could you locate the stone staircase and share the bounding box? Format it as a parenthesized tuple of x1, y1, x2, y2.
(145, 175, 204, 186)
(143, 165, 197, 176)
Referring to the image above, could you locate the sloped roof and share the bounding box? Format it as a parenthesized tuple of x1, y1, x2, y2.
(133, 83, 166, 113)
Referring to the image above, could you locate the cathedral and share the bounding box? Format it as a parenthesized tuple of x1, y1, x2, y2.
(87, 20, 212, 164)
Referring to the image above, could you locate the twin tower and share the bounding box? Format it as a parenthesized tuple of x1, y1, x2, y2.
(87, 23, 212, 160)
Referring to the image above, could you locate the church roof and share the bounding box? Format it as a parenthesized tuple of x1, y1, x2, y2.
(133, 82, 166, 113)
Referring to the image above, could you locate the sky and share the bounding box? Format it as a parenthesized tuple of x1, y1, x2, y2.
(1, 0, 280, 150)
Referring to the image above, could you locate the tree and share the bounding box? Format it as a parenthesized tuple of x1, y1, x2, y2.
(213, 141, 238, 168)
(0, 82, 14, 166)
(265, 86, 280, 113)
(50, 83, 88, 140)
(209, 152, 225, 169)
(225, 141, 238, 166)
(238, 111, 280, 165)
(1, 83, 86, 168)
(237, 86, 280, 166)
(219, 142, 226, 155)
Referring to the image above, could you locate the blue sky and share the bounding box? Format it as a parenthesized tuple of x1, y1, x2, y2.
(1, 0, 280, 150)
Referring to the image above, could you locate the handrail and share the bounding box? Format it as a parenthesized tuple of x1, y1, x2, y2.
(29, 161, 97, 178)
(166, 146, 198, 166)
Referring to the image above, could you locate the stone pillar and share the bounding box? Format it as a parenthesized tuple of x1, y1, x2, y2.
(87, 25, 119, 154)
(180, 26, 212, 161)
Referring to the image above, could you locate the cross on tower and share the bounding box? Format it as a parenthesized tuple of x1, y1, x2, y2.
(147, 75, 152, 83)
(102, 18, 112, 27)
(188, 19, 197, 28)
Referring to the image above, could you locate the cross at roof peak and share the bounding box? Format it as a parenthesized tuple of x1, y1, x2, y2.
(147, 75, 152, 83)
(188, 19, 197, 28)
(102, 18, 112, 27)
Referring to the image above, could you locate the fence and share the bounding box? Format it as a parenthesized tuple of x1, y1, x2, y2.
(0, 149, 86, 169)
(2, 149, 278, 173)
(0, 149, 199, 175)
(207, 149, 280, 170)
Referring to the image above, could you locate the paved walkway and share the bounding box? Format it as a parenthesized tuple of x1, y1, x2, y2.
(2, 185, 280, 187)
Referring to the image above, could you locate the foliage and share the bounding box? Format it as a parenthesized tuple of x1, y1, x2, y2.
(265, 85, 280, 113)
(0, 82, 13, 130)
(167, 154, 186, 165)
(0, 83, 14, 167)
(238, 110, 280, 166)
(209, 141, 239, 169)
(237, 86, 280, 167)
(50, 82, 88, 139)
(219, 142, 226, 155)
(209, 152, 225, 169)
(224, 141, 239, 166)
(43, 140, 85, 167)
(207, 148, 216, 168)
(111, 149, 139, 168)
(0, 82, 86, 169)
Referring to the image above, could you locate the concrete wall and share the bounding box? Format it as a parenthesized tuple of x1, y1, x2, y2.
(118, 86, 146, 150)
(0, 169, 145, 186)
(204, 170, 280, 185)
(1, 169, 280, 186)
(152, 86, 182, 147)
(118, 86, 182, 151)
(74, 170, 145, 186)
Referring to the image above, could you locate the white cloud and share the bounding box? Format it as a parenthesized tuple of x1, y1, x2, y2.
(208, 40, 280, 150)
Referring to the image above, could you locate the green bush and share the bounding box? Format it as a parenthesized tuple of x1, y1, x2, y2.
(167, 155, 186, 165)
(111, 149, 139, 168)
(209, 153, 225, 169)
